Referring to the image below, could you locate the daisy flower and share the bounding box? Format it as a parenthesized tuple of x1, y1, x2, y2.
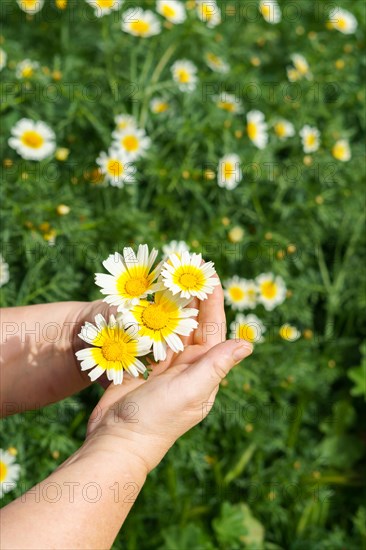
(279, 323, 301, 341)
(0, 255, 10, 288)
(76, 313, 152, 384)
(218, 154, 242, 190)
(299, 125, 320, 153)
(95, 245, 163, 310)
(17, 0, 44, 14)
(96, 147, 136, 187)
(0, 48, 7, 71)
(332, 139, 351, 162)
(15, 59, 39, 79)
(156, 0, 186, 23)
(230, 313, 266, 344)
(259, 0, 281, 24)
(8, 119, 56, 161)
(161, 251, 219, 300)
(0, 449, 20, 498)
(214, 92, 243, 114)
(204, 52, 230, 73)
(123, 291, 198, 361)
(246, 110, 268, 149)
(114, 114, 138, 131)
(196, 0, 221, 28)
(224, 276, 257, 311)
(150, 97, 170, 114)
(162, 240, 190, 258)
(171, 59, 198, 92)
(274, 119, 295, 140)
(122, 8, 161, 37)
(287, 54, 312, 81)
(256, 273, 286, 311)
(85, 0, 122, 17)
(328, 7, 357, 34)
(112, 127, 151, 161)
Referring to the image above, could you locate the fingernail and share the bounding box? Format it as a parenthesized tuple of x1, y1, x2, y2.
(232, 341, 253, 362)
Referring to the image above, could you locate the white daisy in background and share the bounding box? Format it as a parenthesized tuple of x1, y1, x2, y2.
(122, 8, 161, 37)
(246, 110, 268, 149)
(0, 255, 10, 288)
(256, 273, 287, 311)
(224, 276, 257, 311)
(218, 154, 242, 190)
(274, 119, 295, 140)
(85, 0, 122, 17)
(196, 0, 221, 28)
(328, 7, 357, 34)
(112, 127, 151, 161)
(16, 0, 44, 14)
(95, 245, 164, 310)
(279, 323, 301, 342)
(76, 313, 152, 384)
(332, 139, 351, 162)
(96, 147, 136, 187)
(156, 0, 186, 23)
(204, 52, 230, 73)
(214, 92, 243, 114)
(8, 119, 56, 161)
(114, 114, 138, 131)
(299, 125, 320, 153)
(150, 97, 170, 114)
(161, 251, 219, 300)
(230, 313, 266, 344)
(162, 240, 190, 258)
(124, 291, 198, 361)
(15, 59, 39, 79)
(0, 48, 7, 71)
(259, 0, 281, 24)
(287, 54, 312, 82)
(0, 449, 20, 498)
(171, 59, 198, 92)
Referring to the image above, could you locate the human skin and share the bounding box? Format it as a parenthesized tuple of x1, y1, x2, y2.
(0, 283, 253, 549)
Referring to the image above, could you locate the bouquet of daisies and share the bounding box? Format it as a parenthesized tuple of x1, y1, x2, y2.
(75, 245, 219, 384)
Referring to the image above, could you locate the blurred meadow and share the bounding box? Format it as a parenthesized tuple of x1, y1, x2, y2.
(0, 0, 365, 548)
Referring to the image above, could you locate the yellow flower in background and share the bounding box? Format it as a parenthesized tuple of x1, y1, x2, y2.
(246, 110, 268, 149)
(85, 0, 122, 17)
(17, 0, 44, 14)
(96, 147, 136, 187)
(76, 313, 152, 384)
(214, 92, 242, 113)
(150, 97, 170, 114)
(171, 59, 198, 92)
(15, 59, 39, 79)
(55, 147, 70, 161)
(95, 245, 164, 310)
(224, 276, 257, 311)
(328, 7, 357, 34)
(279, 324, 301, 341)
(157, 0, 186, 23)
(228, 226, 244, 243)
(204, 52, 230, 73)
(0, 48, 7, 71)
(332, 139, 351, 162)
(218, 154, 242, 190)
(259, 0, 281, 24)
(55, 0, 67, 9)
(274, 119, 295, 140)
(299, 125, 320, 153)
(287, 54, 312, 81)
(122, 8, 161, 37)
(230, 313, 266, 343)
(161, 251, 219, 300)
(114, 114, 138, 131)
(112, 127, 151, 161)
(256, 273, 287, 311)
(162, 240, 190, 259)
(196, 0, 221, 28)
(0, 449, 20, 498)
(8, 119, 56, 161)
(123, 291, 198, 361)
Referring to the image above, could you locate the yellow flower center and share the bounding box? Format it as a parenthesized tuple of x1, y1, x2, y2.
(96, 0, 114, 8)
(122, 135, 139, 152)
(21, 66, 33, 78)
(337, 18, 346, 29)
(176, 69, 190, 83)
(223, 161, 234, 179)
(238, 324, 256, 343)
(162, 4, 176, 18)
(218, 101, 235, 112)
(22, 0, 38, 7)
(142, 303, 169, 330)
(332, 143, 348, 160)
(107, 159, 124, 177)
(0, 461, 8, 482)
(124, 277, 149, 297)
(279, 326, 295, 340)
(130, 20, 150, 35)
(21, 130, 44, 149)
(201, 3, 214, 19)
(179, 272, 198, 288)
(305, 134, 316, 147)
(260, 5, 270, 17)
(294, 59, 308, 75)
(275, 122, 286, 137)
(247, 121, 258, 140)
(261, 281, 277, 299)
(229, 286, 245, 301)
(102, 340, 127, 361)
(154, 102, 168, 113)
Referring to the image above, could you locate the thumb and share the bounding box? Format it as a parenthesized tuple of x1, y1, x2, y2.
(182, 339, 253, 396)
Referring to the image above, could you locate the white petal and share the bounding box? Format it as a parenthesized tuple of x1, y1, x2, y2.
(88, 365, 105, 381)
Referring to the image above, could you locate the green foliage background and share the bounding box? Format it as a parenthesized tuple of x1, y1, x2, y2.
(1, 1, 365, 548)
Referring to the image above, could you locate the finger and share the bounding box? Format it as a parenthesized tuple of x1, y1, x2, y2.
(193, 277, 226, 348)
